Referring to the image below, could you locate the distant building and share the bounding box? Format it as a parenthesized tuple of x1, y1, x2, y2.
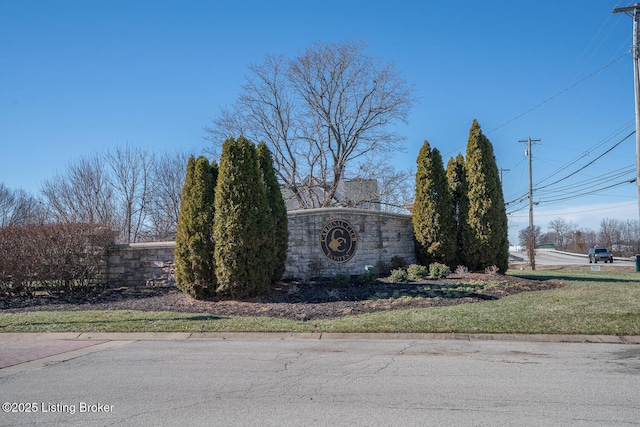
(282, 178, 381, 211)
(405, 202, 414, 214)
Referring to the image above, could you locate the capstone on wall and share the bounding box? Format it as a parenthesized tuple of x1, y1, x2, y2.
(107, 208, 416, 285)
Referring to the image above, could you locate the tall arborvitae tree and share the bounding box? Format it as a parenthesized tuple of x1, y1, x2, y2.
(463, 120, 509, 272)
(412, 141, 456, 267)
(446, 153, 469, 267)
(175, 156, 196, 295)
(256, 142, 289, 284)
(174, 156, 218, 298)
(214, 136, 275, 298)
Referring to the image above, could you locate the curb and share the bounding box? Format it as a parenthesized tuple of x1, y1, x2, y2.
(1, 332, 638, 344)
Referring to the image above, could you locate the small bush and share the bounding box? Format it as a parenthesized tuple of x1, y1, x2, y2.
(455, 265, 470, 276)
(429, 263, 451, 279)
(358, 270, 378, 286)
(331, 273, 350, 288)
(390, 256, 408, 270)
(407, 264, 428, 280)
(484, 265, 500, 276)
(389, 268, 408, 283)
(375, 260, 390, 276)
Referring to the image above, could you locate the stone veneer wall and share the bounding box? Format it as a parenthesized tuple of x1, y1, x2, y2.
(107, 241, 176, 287)
(284, 208, 415, 280)
(107, 208, 416, 286)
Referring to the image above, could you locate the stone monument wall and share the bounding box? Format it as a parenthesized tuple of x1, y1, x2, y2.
(107, 242, 176, 287)
(106, 208, 416, 285)
(284, 208, 416, 280)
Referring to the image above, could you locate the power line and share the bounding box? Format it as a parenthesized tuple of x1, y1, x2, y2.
(536, 165, 635, 196)
(539, 178, 637, 204)
(506, 175, 637, 216)
(504, 128, 635, 206)
(533, 120, 634, 187)
(509, 201, 637, 219)
(443, 56, 630, 160)
(534, 130, 635, 192)
(487, 54, 629, 134)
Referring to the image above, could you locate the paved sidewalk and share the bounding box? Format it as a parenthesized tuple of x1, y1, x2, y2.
(0, 339, 108, 369)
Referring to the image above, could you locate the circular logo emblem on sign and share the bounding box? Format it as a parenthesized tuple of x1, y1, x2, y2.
(320, 219, 357, 263)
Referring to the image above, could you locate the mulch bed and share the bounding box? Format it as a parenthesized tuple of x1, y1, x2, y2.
(0, 273, 560, 320)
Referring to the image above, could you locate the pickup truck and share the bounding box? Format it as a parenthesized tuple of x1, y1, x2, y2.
(588, 247, 613, 263)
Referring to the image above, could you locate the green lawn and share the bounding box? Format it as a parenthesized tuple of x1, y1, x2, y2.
(1, 269, 639, 335)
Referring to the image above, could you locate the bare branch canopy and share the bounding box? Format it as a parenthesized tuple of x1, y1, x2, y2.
(206, 40, 416, 209)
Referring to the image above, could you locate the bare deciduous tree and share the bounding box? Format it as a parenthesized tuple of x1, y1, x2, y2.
(598, 218, 622, 252)
(41, 155, 117, 227)
(148, 150, 189, 240)
(548, 218, 575, 251)
(206, 40, 415, 209)
(0, 183, 44, 226)
(39, 146, 193, 243)
(620, 219, 640, 255)
(580, 229, 598, 252)
(518, 225, 541, 249)
(105, 144, 154, 243)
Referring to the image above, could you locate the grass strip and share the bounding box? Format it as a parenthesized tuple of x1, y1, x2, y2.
(1, 270, 638, 335)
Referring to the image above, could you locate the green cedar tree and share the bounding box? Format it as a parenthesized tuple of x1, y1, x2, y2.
(256, 142, 289, 283)
(214, 136, 275, 298)
(412, 141, 456, 267)
(174, 156, 218, 298)
(463, 120, 509, 272)
(446, 153, 469, 267)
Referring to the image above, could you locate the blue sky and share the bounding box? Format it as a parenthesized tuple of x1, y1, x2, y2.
(1, 0, 637, 244)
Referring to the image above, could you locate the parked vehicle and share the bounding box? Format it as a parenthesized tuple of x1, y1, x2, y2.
(588, 247, 613, 263)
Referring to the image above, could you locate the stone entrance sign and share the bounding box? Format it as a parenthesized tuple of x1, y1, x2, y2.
(320, 219, 358, 263)
(107, 208, 417, 285)
(285, 208, 416, 280)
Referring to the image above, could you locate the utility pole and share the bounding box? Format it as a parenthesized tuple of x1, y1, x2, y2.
(498, 168, 510, 184)
(614, 4, 640, 222)
(519, 137, 541, 270)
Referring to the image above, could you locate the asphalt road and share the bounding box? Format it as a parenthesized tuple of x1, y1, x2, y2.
(1, 335, 639, 426)
(510, 250, 637, 268)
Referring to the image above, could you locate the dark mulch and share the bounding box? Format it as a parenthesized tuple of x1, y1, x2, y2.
(0, 273, 560, 320)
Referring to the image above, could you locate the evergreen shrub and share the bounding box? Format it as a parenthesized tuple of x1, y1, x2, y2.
(407, 264, 428, 280)
(412, 141, 456, 267)
(389, 268, 408, 283)
(256, 142, 288, 284)
(463, 120, 509, 272)
(174, 156, 218, 299)
(390, 256, 407, 270)
(214, 137, 275, 298)
(358, 270, 378, 286)
(429, 262, 451, 279)
(331, 273, 350, 288)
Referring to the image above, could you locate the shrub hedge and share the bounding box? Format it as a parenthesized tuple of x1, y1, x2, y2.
(0, 223, 114, 297)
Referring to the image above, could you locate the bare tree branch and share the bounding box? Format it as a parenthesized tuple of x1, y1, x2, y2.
(105, 144, 154, 243)
(148, 150, 189, 240)
(206, 40, 415, 208)
(41, 155, 117, 227)
(0, 184, 44, 226)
